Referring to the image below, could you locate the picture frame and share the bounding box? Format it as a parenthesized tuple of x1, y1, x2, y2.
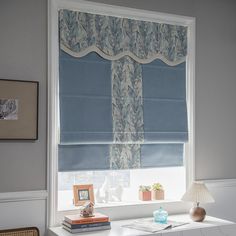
(0, 79, 39, 140)
(73, 184, 95, 206)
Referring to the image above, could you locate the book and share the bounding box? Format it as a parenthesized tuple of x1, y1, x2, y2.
(63, 224, 111, 234)
(62, 220, 110, 229)
(123, 218, 188, 233)
(64, 213, 109, 225)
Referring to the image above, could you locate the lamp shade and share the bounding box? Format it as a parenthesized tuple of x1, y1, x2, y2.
(181, 181, 215, 204)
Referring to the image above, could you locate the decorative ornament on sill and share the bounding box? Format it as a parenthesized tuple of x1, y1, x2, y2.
(96, 176, 123, 203)
(80, 201, 94, 217)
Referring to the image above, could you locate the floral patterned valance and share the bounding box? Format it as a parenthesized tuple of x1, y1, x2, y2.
(59, 10, 187, 65)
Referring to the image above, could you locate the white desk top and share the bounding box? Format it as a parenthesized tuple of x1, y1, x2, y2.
(48, 214, 236, 236)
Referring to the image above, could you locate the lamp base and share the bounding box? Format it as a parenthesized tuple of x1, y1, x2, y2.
(189, 206, 206, 222)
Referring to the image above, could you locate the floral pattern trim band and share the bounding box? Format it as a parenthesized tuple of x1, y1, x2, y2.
(111, 56, 144, 144)
(59, 10, 187, 65)
(110, 56, 143, 168)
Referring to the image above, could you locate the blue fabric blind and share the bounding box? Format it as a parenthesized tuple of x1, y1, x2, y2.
(58, 143, 184, 171)
(58, 10, 188, 171)
(58, 51, 188, 171)
(60, 51, 188, 144)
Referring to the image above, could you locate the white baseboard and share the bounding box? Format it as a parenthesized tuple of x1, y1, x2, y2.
(0, 190, 48, 203)
(204, 179, 236, 188)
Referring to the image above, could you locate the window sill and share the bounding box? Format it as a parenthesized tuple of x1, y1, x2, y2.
(59, 199, 183, 211)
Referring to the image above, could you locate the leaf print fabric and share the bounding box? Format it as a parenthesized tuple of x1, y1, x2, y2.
(111, 56, 144, 143)
(110, 56, 143, 168)
(59, 10, 187, 65)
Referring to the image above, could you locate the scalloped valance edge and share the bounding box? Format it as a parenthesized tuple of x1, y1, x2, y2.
(61, 44, 186, 66)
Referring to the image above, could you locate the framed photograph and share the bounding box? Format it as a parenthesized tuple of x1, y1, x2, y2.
(73, 184, 95, 206)
(0, 79, 39, 140)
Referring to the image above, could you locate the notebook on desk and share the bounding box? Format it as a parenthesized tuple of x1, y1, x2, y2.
(122, 218, 189, 233)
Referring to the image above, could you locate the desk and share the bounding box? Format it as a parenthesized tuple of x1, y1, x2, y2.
(48, 214, 236, 236)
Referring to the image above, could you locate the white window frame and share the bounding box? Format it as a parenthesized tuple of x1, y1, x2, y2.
(47, 0, 195, 227)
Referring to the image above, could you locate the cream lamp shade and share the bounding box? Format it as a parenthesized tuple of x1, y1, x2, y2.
(181, 181, 215, 204)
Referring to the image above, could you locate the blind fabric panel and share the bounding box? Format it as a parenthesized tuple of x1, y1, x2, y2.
(59, 51, 113, 144)
(58, 144, 110, 171)
(60, 52, 188, 144)
(141, 144, 184, 168)
(142, 60, 188, 142)
(58, 143, 183, 171)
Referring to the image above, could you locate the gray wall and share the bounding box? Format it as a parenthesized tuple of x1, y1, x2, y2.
(0, 0, 236, 192)
(0, 0, 47, 192)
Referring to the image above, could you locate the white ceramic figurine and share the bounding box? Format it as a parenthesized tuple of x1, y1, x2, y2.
(80, 201, 94, 217)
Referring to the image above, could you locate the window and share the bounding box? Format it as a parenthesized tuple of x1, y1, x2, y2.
(48, 0, 195, 226)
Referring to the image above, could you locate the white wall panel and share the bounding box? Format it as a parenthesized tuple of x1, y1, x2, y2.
(205, 180, 236, 222)
(0, 191, 47, 236)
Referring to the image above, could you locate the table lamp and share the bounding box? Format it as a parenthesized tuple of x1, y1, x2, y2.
(181, 181, 215, 222)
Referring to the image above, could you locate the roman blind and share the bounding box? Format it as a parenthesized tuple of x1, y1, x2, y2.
(58, 9, 188, 171)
